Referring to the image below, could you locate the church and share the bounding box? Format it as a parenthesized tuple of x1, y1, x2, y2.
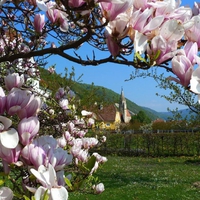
(93, 88, 132, 131)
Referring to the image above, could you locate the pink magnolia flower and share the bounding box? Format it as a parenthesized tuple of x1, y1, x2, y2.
(170, 55, 193, 87)
(185, 15, 200, 47)
(105, 32, 120, 56)
(167, 6, 192, 23)
(68, 0, 85, 8)
(49, 147, 72, 171)
(47, 66, 55, 74)
(18, 96, 42, 119)
(133, 0, 148, 11)
(92, 152, 107, 163)
(59, 98, 69, 110)
(21, 135, 72, 170)
(34, 14, 45, 33)
(192, 2, 200, 16)
(0, 140, 21, 164)
(160, 19, 185, 42)
(0, 87, 6, 115)
(149, 0, 181, 17)
(104, 12, 130, 56)
(183, 41, 198, 64)
(56, 170, 65, 186)
(58, 14, 69, 32)
(82, 137, 98, 149)
(18, 116, 40, 146)
(147, 35, 178, 64)
(0, 116, 19, 149)
(57, 135, 67, 148)
(29, 164, 68, 200)
(6, 88, 32, 116)
(55, 88, 65, 100)
(46, 2, 59, 23)
(106, 13, 130, 39)
(4, 73, 24, 91)
(100, 0, 134, 21)
(0, 187, 13, 200)
(75, 149, 88, 162)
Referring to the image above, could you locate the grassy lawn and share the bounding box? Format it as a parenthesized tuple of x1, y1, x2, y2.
(69, 156, 200, 200)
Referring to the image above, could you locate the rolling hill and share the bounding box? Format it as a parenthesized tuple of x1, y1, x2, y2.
(39, 67, 188, 121)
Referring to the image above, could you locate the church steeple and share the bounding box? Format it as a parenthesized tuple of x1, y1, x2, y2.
(119, 87, 131, 123)
(120, 87, 126, 110)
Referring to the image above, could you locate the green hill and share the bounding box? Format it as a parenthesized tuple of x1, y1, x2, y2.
(38, 67, 165, 120)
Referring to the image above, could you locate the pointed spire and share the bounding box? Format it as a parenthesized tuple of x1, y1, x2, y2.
(121, 87, 125, 102)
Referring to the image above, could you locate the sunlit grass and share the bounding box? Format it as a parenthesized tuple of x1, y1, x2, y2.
(69, 156, 200, 200)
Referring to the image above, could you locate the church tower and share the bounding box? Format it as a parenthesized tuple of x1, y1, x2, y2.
(119, 88, 131, 123)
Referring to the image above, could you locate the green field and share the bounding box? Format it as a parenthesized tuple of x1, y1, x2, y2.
(69, 156, 200, 200)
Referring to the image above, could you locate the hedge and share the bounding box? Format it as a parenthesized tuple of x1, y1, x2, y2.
(90, 131, 200, 157)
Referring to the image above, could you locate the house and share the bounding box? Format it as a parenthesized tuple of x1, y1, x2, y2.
(93, 88, 132, 130)
(94, 104, 121, 130)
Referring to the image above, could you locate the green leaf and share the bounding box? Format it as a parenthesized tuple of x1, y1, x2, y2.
(84, 155, 96, 171)
(0, 172, 8, 176)
(73, 180, 85, 190)
(153, 50, 161, 60)
(31, 196, 36, 200)
(135, 52, 148, 64)
(23, 195, 31, 200)
(42, 190, 49, 200)
(0, 180, 4, 186)
(64, 177, 73, 190)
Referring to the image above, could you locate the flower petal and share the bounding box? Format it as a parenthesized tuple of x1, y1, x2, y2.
(50, 187, 68, 200)
(0, 187, 13, 200)
(34, 186, 47, 200)
(0, 116, 12, 130)
(0, 128, 19, 148)
(36, 0, 48, 11)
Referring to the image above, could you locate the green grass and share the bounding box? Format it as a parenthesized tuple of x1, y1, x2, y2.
(69, 156, 200, 200)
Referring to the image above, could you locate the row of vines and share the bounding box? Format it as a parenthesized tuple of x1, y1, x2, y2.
(90, 131, 200, 156)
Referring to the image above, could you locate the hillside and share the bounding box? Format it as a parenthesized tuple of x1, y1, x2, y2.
(38, 67, 171, 120)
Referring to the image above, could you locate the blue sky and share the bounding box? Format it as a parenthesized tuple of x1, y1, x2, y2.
(47, 0, 195, 112)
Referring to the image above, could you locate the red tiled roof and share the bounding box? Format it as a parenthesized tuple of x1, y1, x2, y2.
(95, 104, 117, 122)
(126, 109, 131, 117)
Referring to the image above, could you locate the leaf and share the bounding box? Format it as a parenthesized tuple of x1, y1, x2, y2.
(73, 180, 85, 190)
(42, 189, 49, 200)
(0, 172, 8, 176)
(84, 155, 96, 171)
(64, 177, 73, 190)
(153, 50, 161, 60)
(23, 195, 30, 200)
(135, 52, 148, 64)
(31, 196, 36, 200)
(0, 180, 4, 185)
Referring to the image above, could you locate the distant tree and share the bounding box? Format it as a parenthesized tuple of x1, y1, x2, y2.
(131, 111, 151, 124)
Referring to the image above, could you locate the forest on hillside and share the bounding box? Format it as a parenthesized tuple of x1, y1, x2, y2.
(39, 67, 162, 120)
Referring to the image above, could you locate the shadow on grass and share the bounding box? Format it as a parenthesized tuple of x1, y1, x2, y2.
(97, 170, 176, 190)
(184, 159, 200, 165)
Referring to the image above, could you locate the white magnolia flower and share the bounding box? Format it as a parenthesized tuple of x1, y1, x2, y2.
(0, 187, 13, 200)
(30, 164, 68, 200)
(81, 110, 93, 116)
(190, 66, 200, 103)
(0, 116, 19, 149)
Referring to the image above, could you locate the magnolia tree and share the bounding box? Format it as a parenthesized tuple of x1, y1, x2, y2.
(1, 0, 200, 199)
(0, 64, 107, 200)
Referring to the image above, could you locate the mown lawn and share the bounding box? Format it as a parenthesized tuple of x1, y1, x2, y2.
(69, 156, 200, 200)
